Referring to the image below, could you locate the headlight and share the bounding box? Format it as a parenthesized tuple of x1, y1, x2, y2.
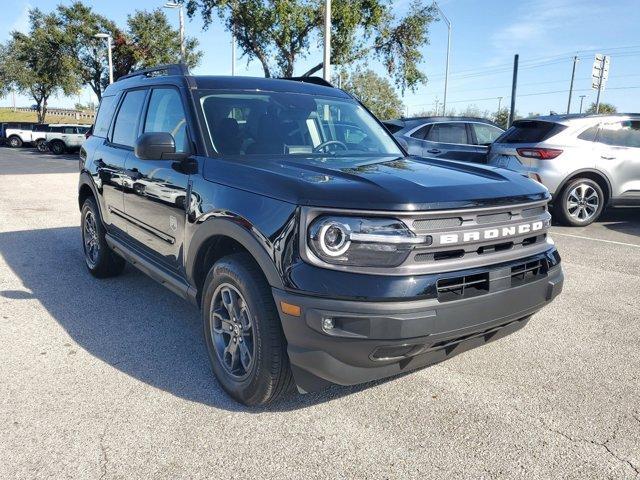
(308, 216, 431, 267)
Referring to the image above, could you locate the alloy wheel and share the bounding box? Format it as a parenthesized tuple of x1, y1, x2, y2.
(83, 210, 100, 268)
(566, 183, 599, 223)
(209, 283, 255, 379)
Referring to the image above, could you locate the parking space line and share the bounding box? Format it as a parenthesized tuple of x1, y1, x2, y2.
(551, 231, 640, 248)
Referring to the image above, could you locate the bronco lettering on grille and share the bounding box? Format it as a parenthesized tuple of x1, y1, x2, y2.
(440, 221, 544, 245)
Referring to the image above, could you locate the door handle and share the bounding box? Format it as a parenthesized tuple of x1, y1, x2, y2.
(600, 155, 616, 160)
(427, 148, 441, 154)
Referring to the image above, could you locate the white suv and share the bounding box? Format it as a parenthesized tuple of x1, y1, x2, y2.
(45, 125, 90, 154)
(488, 114, 640, 226)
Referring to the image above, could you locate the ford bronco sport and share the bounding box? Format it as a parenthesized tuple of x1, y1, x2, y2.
(78, 64, 564, 406)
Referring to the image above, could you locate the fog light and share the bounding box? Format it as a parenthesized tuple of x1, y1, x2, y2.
(322, 317, 334, 331)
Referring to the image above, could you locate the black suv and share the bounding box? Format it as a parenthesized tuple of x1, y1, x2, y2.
(78, 64, 563, 406)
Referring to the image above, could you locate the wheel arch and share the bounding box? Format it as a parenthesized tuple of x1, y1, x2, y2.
(187, 218, 284, 306)
(554, 169, 612, 206)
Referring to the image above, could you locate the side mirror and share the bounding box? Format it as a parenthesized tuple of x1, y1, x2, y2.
(135, 132, 181, 160)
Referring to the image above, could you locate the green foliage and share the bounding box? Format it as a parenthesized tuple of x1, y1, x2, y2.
(57, 3, 202, 100)
(185, 0, 436, 93)
(338, 68, 404, 120)
(492, 108, 510, 129)
(0, 9, 81, 123)
(586, 102, 617, 114)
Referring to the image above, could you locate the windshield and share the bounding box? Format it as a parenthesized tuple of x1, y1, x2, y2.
(197, 90, 403, 158)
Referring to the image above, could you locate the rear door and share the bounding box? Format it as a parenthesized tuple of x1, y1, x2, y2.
(595, 120, 640, 199)
(422, 122, 476, 161)
(94, 89, 148, 234)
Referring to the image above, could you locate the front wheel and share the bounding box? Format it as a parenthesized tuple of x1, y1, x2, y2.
(554, 178, 605, 226)
(202, 253, 293, 406)
(8, 136, 22, 148)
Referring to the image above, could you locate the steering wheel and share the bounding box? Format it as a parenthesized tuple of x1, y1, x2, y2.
(313, 140, 348, 153)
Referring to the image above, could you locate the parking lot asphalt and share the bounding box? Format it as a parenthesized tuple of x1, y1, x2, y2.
(1, 147, 639, 479)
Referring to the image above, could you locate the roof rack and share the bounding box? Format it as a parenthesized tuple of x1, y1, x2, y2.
(118, 63, 189, 82)
(284, 76, 334, 88)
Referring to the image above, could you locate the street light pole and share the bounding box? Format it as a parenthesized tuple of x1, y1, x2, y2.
(231, 34, 236, 76)
(434, 3, 451, 115)
(579, 95, 586, 114)
(323, 0, 331, 81)
(94, 33, 113, 84)
(164, 1, 185, 63)
(566, 55, 578, 114)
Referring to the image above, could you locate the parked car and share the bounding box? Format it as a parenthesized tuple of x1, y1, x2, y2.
(45, 124, 90, 154)
(3, 122, 41, 148)
(488, 114, 640, 226)
(78, 64, 563, 406)
(384, 116, 504, 163)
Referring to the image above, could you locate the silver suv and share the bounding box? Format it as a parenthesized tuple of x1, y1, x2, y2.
(488, 114, 640, 226)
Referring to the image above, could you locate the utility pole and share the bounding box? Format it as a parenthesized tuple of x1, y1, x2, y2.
(508, 54, 519, 127)
(434, 3, 451, 114)
(579, 95, 586, 114)
(592, 54, 609, 114)
(12, 90, 16, 112)
(434, 98, 441, 116)
(323, 0, 331, 81)
(497, 96, 503, 112)
(231, 34, 236, 76)
(567, 55, 578, 114)
(164, 2, 185, 63)
(94, 33, 113, 84)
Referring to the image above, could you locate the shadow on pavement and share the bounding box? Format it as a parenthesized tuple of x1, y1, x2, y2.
(0, 226, 379, 412)
(599, 208, 640, 237)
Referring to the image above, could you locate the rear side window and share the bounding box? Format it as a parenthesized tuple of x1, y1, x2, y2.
(93, 95, 118, 138)
(426, 123, 468, 144)
(598, 121, 640, 148)
(471, 123, 504, 145)
(410, 125, 429, 139)
(383, 122, 404, 134)
(111, 90, 147, 147)
(577, 126, 598, 141)
(497, 120, 566, 144)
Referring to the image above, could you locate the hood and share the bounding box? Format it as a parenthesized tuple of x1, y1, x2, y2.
(202, 155, 549, 211)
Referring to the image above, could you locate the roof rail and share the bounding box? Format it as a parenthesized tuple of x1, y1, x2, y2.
(118, 63, 189, 82)
(283, 76, 334, 88)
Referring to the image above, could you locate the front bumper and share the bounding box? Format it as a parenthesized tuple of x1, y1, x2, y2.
(274, 253, 563, 393)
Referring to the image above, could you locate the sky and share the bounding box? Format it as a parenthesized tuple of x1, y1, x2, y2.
(2, 0, 640, 117)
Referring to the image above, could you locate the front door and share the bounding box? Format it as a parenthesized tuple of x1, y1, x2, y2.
(596, 120, 640, 199)
(421, 122, 475, 161)
(123, 86, 192, 272)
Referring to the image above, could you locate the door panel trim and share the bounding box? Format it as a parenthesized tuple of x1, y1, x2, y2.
(109, 206, 175, 244)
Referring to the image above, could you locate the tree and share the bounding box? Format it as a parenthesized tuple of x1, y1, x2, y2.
(492, 108, 510, 129)
(586, 102, 617, 114)
(58, 4, 202, 100)
(184, 0, 436, 93)
(0, 9, 80, 123)
(339, 69, 404, 119)
(126, 9, 202, 69)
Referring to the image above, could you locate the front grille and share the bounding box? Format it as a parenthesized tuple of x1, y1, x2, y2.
(477, 212, 511, 224)
(413, 217, 462, 230)
(437, 273, 490, 302)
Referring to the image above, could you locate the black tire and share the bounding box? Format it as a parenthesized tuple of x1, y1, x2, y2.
(35, 139, 49, 152)
(202, 253, 293, 406)
(50, 141, 66, 155)
(8, 136, 22, 148)
(81, 197, 126, 278)
(554, 177, 605, 227)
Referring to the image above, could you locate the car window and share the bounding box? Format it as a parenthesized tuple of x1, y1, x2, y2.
(143, 88, 189, 153)
(598, 121, 640, 148)
(472, 123, 503, 145)
(426, 123, 468, 144)
(410, 125, 430, 140)
(63, 127, 75, 134)
(497, 120, 566, 144)
(111, 90, 147, 147)
(577, 126, 598, 141)
(94, 95, 119, 138)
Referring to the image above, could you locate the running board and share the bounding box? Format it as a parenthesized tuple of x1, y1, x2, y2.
(105, 234, 198, 305)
